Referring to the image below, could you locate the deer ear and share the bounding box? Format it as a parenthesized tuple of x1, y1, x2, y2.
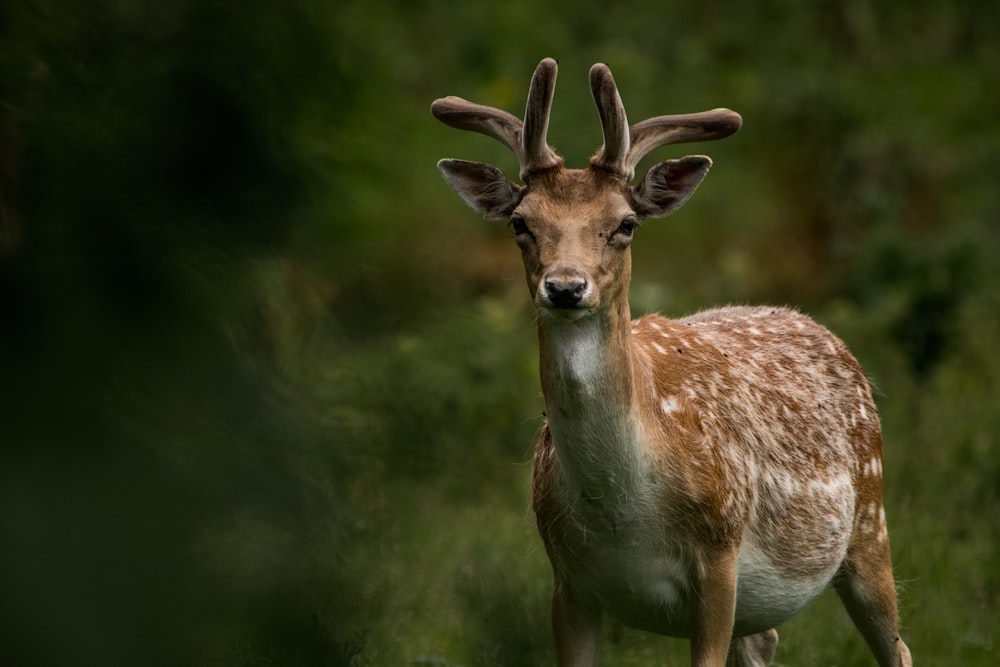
(437, 159, 524, 221)
(632, 156, 712, 219)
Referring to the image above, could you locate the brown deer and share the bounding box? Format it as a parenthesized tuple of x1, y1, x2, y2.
(432, 58, 912, 667)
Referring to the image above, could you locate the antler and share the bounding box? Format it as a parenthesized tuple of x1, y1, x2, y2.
(589, 63, 631, 175)
(431, 58, 562, 180)
(429, 97, 524, 161)
(433, 59, 741, 182)
(628, 109, 743, 174)
(521, 58, 561, 175)
(589, 63, 743, 180)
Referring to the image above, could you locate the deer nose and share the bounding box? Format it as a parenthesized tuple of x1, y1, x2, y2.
(543, 276, 588, 308)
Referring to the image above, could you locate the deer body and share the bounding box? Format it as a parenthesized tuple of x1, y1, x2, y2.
(535, 305, 863, 638)
(433, 59, 911, 666)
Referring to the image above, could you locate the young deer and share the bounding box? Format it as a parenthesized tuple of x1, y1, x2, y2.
(432, 58, 912, 667)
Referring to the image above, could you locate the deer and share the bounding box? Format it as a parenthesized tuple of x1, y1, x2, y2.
(431, 58, 912, 667)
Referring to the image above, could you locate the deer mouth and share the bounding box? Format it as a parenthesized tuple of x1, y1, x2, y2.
(538, 297, 598, 321)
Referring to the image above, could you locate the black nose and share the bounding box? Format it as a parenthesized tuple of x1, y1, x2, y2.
(544, 277, 588, 308)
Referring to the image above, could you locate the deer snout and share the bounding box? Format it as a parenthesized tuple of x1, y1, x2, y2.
(541, 273, 590, 309)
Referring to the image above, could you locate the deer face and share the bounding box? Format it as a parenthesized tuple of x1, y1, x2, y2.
(438, 159, 715, 319)
(510, 170, 636, 319)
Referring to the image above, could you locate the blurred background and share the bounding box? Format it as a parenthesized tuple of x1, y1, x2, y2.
(1, 1, 997, 664)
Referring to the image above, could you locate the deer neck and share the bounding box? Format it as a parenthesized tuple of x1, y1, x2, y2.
(537, 297, 648, 502)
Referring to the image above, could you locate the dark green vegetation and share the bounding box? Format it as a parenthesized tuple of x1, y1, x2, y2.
(1, 1, 997, 664)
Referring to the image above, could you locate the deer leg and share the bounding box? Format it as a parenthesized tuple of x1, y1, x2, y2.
(726, 628, 778, 667)
(834, 542, 912, 667)
(691, 546, 739, 667)
(552, 584, 601, 667)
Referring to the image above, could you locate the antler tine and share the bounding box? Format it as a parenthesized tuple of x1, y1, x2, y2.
(589, 63, 630, 177)
(520, 57, 562, 178)
(626, 108, 743, 176)
(430, 95, 526, 165)
(431, 58, 563, 180)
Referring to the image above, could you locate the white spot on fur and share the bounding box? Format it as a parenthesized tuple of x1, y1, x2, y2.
(870, 456, 881, 477)
(805, 471, 854, 499)
(652, 342, 667, 355)
(661, 396, 680, 415)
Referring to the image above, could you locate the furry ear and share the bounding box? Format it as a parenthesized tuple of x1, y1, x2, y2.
(631, 156, 712, 218)
(437, 159, 524, 220)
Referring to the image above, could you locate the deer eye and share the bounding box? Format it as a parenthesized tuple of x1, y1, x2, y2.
(509, 215, 530, 237)
(613, 217, 639, 239)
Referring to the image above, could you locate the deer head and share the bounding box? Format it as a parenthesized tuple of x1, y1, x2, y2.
(432, 58, 742, 320)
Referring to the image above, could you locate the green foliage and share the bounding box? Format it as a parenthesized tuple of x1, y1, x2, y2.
(1, 0, 998, 664)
